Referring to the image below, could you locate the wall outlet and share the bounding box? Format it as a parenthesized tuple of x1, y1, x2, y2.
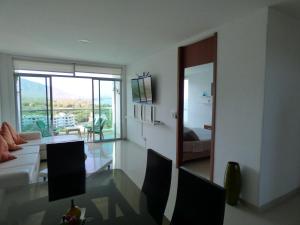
(171, 111, 177, 119)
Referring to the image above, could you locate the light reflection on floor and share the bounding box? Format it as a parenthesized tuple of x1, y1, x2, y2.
(41, 140, 300, 225)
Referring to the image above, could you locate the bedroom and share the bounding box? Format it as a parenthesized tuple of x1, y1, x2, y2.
(183, 62, 214, 178)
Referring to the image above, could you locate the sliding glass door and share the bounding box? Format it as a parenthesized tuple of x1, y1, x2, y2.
(16, 76, 52, 132)
(16, 75, 121, 141)
(92, 80, 121, 141)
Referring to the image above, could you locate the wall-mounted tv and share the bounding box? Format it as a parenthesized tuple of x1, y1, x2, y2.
(143, 76, 152, 104)
(138, 78, 147, 102)
(131, 76, 153, 104)
(131, 79, 141, 102)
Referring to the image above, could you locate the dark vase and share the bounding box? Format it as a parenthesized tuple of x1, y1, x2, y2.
(224, 161, 241, 205)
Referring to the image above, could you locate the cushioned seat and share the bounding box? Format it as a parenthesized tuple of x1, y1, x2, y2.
(0, 128, 41, 189)
(0, 153, 39, 169)
(0, 122, 81, 189)
(11, 146, 40, 156)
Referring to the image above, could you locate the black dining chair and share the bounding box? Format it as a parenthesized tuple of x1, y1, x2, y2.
(47, 141, 86, 201)
(141, 149, 172, 225)
(171, 168, 226, 225)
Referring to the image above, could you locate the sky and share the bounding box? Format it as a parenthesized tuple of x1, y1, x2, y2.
(24, 76, 115, 99)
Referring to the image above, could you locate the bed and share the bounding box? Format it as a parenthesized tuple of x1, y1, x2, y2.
(183, 127, 211, 161)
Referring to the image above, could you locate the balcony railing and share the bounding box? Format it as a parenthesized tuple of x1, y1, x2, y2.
(20, 107, 113, 136)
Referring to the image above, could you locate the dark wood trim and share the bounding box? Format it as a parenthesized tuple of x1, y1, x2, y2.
(176, 47, 184, 167)
(210, 33, 218, 181)
(176, 33, 218, 182)
(183, 37, 216, 68)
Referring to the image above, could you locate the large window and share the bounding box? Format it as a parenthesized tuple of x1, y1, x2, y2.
(15, 59, 122, 142)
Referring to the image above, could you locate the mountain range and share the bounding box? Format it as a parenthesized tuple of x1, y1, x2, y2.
(21, 78, 112, 105)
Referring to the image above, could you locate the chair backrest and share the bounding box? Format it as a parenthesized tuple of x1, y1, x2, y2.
(47, 141, 86, 201)
(36, 120, 51, 137)
(141, 149, 172, 224)
(36, 120, 46, 129)
(94, 118, 106, 129)
(171, 168, 226, 225)
(100, 118, 106, 130)
(94, 118, 100, 127)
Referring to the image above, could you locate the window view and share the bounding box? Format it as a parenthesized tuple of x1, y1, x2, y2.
(16, 76, 51, 136)
(52, 77, 93, 137)
(16, 75, 121, 142)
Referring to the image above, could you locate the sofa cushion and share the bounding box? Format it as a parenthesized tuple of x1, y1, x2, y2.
(3, 122, 27, 144)
(19, 132, 42, 141)
(12, 145, 39, 156)
(0, 153, 39, 169)
(0, 124, 22, 151)
(0, 135, 16, 163)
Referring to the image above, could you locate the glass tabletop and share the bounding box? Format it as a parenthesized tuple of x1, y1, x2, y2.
(0, 169, 160, 225)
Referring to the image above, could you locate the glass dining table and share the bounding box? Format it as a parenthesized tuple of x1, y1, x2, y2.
(0, 169, 163, 225)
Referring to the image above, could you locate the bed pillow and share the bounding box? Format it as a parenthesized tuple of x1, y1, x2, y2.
(0, 135, 17, 162)
(3, 122, 27, 144)
(0, 124, 22, 151)
(183, 127, 200, 141)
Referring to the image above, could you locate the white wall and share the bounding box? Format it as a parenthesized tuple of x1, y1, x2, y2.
(127, 8, 269, 212)
(0, 54, 16, 126)
(126, 47, 178, 161)
(214, 9, 268, 205)
(126, 48, 179, 219)
(259, 9, 300, 206)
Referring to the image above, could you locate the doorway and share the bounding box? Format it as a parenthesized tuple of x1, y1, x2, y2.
(177, 34, 217, 181)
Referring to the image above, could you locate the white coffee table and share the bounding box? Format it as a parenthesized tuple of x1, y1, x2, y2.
(39, 143, 112, 181)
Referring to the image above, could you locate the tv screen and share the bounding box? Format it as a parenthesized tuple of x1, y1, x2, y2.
(131, 79, 141, 102)
(138, 78, 147, 102)
(144, 76, 152, 103)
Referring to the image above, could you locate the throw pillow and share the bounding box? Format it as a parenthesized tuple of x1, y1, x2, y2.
(3, 122, 27, 144)
(0, 124, 22, 151)
(0, 135, 17, 162)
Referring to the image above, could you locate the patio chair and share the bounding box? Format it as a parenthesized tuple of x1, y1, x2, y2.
(85, 118, 106, 140)
(36, 120, 59, 137)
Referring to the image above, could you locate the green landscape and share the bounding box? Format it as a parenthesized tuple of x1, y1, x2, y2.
(20, 78, 113, 132)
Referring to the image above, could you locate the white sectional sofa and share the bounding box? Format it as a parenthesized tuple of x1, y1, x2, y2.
(0, 132, 41, 188)
(0, 132, 80, 189)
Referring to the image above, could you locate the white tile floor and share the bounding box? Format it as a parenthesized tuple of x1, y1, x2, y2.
(113, 140, 300, 225)
(39, 141, 113, 177)
(182, 158, 211, 179)
(40, 140, 300, 225)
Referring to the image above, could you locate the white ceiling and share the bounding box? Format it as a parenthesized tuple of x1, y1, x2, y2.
(0, 0, 295, 65)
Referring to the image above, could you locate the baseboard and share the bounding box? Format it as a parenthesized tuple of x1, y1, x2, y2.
(259, 187, 300, 211)
(239, 186, 300, 212)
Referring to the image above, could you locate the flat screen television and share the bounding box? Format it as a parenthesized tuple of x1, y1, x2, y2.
(131, 79, 141, 102)
(143, 76, 152, 104)
(131, 76, 153, 103)
(138, 78, 147, 102)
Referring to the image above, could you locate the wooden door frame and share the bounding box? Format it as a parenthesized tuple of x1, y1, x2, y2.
(176, 33, 218, 181)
